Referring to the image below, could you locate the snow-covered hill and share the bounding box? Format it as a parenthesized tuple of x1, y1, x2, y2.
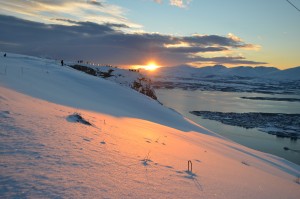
(145, 64, 300, 80)
(1, 53, 300, 198)
(68, 63, 157, 100)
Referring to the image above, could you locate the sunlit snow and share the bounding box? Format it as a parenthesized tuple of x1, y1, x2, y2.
(1, 53, 299, 198)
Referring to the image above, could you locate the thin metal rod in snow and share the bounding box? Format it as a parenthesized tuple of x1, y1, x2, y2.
(287, 0, 300, 13)
(188, 160, 193, 172)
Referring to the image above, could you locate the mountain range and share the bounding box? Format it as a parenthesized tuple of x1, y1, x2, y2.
(146, 65, 300, 81)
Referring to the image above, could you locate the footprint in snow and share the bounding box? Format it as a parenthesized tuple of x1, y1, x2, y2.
(0, 111, 11, 118)
(241, 161, 250, 166)
(83, 138, 91, 142)
(141, 159, 152, 166)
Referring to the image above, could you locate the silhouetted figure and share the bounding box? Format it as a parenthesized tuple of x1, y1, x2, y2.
(4, 53, 6, 57)
(61, 60, 64, 66)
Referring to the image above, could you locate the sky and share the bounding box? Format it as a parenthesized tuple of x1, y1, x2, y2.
(0, 0, 299, 69)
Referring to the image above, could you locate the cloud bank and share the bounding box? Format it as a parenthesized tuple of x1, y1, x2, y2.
(0, 15, 266, 67)
(0, 0, 141, 29)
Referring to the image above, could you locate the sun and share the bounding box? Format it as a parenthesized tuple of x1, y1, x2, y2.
(144, 62, 159, 71)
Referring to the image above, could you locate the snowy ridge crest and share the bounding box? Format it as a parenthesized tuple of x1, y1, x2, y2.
(69, 64, 157, 100)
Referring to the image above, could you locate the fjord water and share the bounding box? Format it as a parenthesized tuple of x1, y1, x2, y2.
(156, 89, 300, 165)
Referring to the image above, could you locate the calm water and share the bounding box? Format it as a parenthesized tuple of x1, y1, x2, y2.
(156, 89, 300, 165)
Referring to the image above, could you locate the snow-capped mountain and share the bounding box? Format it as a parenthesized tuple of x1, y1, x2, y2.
(1, 53, 299, 198)
(269, 66, 300, 80)
(145, 64, 300, 80)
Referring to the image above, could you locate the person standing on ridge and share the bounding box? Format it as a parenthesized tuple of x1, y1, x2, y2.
(61, 60, 64, 66)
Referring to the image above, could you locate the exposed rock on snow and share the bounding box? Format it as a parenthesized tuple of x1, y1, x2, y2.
(67, 113, 92, 126)
(69, 64, 157, 100)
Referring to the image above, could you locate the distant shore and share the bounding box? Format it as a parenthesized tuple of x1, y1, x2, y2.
(190, 111, 300, 139)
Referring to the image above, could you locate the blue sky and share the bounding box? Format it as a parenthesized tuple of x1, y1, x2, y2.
(0, 0, 299, 69)
(113, 0, 300, 68)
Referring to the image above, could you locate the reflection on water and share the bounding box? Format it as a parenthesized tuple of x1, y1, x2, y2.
(156, 89, 300, 165)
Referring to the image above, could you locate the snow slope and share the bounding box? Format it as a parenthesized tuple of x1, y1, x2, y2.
(0, 53, 208, 133)
(1, 53, 300, 198)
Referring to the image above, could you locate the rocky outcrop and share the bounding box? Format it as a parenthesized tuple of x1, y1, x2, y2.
(69, 64, 157, 100)
(132, 78, 157, 100)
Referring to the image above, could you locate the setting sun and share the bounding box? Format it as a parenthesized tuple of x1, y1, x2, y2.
(144, 62, 159, 71)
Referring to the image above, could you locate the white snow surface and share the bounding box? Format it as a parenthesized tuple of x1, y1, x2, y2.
(1, 53, 300, 198)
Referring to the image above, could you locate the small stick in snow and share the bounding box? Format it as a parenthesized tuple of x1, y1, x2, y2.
(188, 160, 193, 173)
